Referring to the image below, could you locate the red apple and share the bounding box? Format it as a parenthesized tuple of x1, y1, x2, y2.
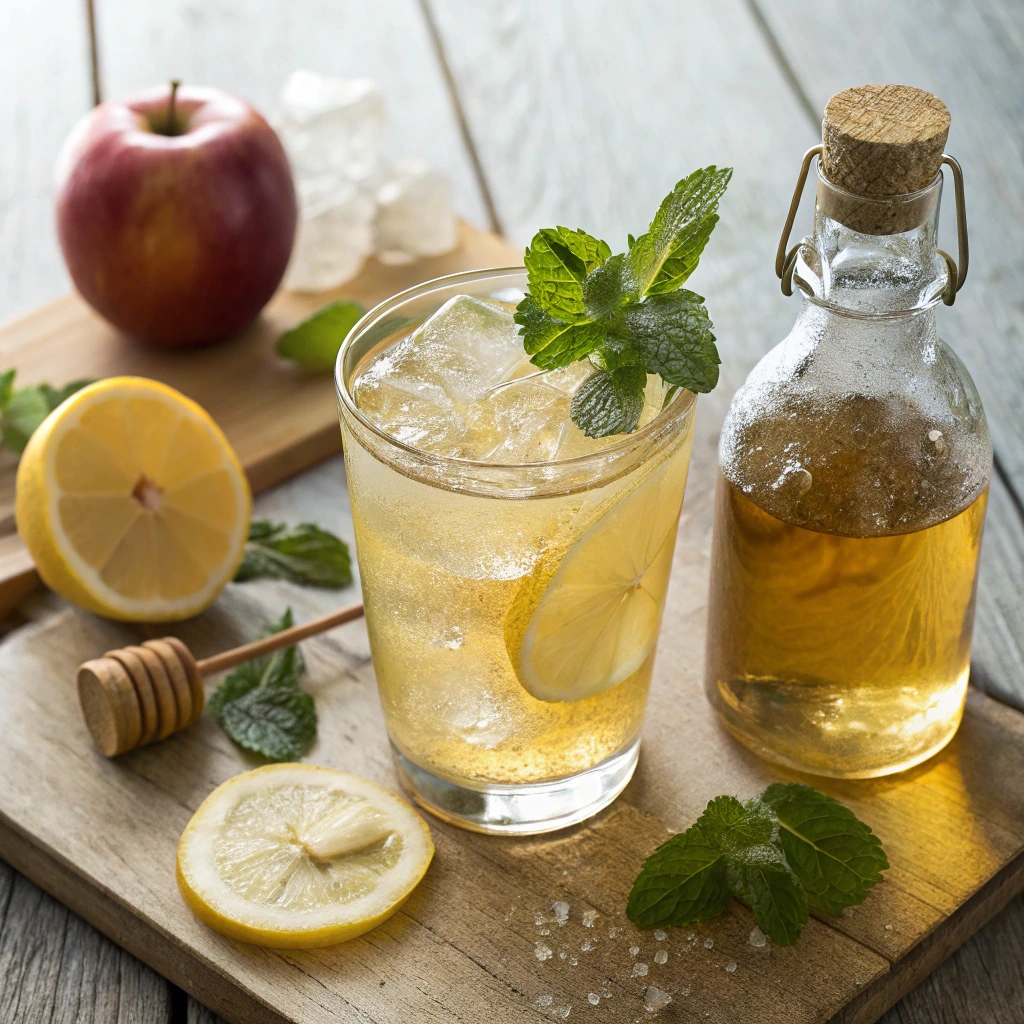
(55, 82, 297, 347)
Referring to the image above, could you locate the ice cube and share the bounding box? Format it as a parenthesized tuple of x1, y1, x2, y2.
(462, 378, 570, 463)
(400, 296, 525, 406)
(284, 175, 376, 292)
(373, 160, 458, 265)
(277, 71, 385, 180)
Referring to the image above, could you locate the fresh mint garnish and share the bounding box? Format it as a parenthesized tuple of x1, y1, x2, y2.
(207, 608, 317, 761)
(235, 520, 353, 588)
(516, 166, 731, 437)
(0, 369, 95, 455)
(276, 299, 365, 370)
(627, 783, 887, 946)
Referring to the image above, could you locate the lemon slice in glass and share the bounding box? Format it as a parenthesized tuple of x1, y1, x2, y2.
(15, 376, 250, 621)
(177, 764, 434, 948)
(505, 455, 688, 703)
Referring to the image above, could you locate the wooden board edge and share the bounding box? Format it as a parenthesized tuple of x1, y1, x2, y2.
(828, 852, 1024, 1024)
(0, 811, 287, 1024)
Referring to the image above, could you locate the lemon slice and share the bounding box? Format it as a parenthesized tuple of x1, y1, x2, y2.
(16, 376, 250, 621)
(505, 455, 688, 702)
(177, 764, 434, 948)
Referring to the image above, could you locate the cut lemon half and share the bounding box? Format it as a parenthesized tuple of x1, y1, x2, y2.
(15, 376, 250, 621)
(177, 764, 434, 948)
(505, 455, 688, 702)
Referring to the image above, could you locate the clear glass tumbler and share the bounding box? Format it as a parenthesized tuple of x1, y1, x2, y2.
(336, 268, 697, 834)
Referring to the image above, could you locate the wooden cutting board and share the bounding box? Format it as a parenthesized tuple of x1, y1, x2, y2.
(2, 441, 1024, 1024)
(0, 220, 520, 617)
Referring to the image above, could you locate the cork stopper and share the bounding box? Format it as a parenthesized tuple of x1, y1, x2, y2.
(819, 84, 950, 234)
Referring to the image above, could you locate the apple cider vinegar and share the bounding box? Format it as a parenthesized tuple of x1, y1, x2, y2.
(706, 475, 986, 778)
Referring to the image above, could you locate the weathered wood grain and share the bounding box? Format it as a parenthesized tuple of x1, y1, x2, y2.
(0, 0, 92, 324)
(93, 0, 490, 229)
(0, 859, 172, 1023)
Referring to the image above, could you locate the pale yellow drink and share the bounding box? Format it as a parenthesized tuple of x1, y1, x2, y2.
(336, 270, 696, 833)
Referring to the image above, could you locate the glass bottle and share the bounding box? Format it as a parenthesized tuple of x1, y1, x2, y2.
(704, 85, 991, 778)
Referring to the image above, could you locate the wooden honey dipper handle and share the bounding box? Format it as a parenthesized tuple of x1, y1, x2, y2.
(196, 600, 365, 676)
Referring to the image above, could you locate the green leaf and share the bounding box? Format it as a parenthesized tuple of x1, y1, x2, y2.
(207, 609, 305, 722)
(759, 783, 889, 915)
(626, 827, 730, 930)
(623, 290, 720, 393)
(235, 520, 353, 588)
(727, 847, 809, 947)
(40, 379, 93, 411)
(697, 795, 777, 852)
(524, 227, 611, 321)
(582, 253, 628, 320)
(589, 335, 644, 372)
(276, 300, 365, 370)
(1, 387, 50, 454)
(570, 364, 647, 438)
(0, 369, 15, 409)
(514, 295, 606, 369)
(219, 685, 317, 761)
(625, 166, 732, 297)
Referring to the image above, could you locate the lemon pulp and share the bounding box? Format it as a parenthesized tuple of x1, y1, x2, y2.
(177, 764, 434, 948)
(505, 455, 688, 702)
(16, 376, 250, 620)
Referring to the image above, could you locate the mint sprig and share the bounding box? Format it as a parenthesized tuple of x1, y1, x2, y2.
(0, 369, 95, 455)
(627, 783, 887, 946)
(276, 299, 365, 370)
(207, 608, 317, 762)
(235, 520, 353, 588)
(516, 166, 731, 438)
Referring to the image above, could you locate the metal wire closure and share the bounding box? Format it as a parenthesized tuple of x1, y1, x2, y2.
(775, 146, 822, 297)
(776, 146, 969, 306)
(937, 154, 969, 306)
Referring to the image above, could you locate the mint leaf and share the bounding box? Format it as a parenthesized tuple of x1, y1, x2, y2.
(515, 295, 606, 369)
(276, 300, 365, 370)
(0, 369, 15, 409)
(235, 520, 353, 588)
(625, 166, 732, 297)
(623, 290, 720, 392)
(727, 847, 809, 947)
(208, 608, 317, 762)
(627, 828, 730, 930)
(219, 685, 316, 762)
(570, 365, 647, 438)
(590, 335, 643, 372)
(759, 783, 889, 915)
(2, 387, 50, 454)
(0, 374, 95, 455)
(524, 227, 610, 321)
(697, 795, 777, 852)
(582, 254, 628, 320)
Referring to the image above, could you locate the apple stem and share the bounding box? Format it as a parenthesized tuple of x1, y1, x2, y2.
(167, 79, 181, 136)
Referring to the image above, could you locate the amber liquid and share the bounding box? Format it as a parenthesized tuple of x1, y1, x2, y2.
(705, 475, 987, 777)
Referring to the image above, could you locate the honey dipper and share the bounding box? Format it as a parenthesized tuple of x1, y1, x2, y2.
(77, 601, 365, 757)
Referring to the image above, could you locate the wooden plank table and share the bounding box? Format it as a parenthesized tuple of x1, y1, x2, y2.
(1, 0, 1022, 1021)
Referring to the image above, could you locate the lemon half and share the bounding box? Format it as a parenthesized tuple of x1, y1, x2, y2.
(505, 455, 688, 702)
(177, 764, 434, 948)
(16, 376, 250, 621)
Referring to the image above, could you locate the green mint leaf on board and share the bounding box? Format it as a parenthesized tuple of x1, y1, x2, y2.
(570, 364, 647, 438)
(627, 784, 886, 945)
(759, 783, 889, 915)
(625, 166, 733, 297)
(235, 520, 353, 588)
(726, 848, 809, 947)
(208, 608, 317, 761)
(514, 296, 606, 370)
(0, 372, 95, 455)
(623, 289, 720, 393)
(276, 299, 365, 370)
(524, 227, 611, 321)
(626, 828, 730, 930)
(219, 685, 317, 763)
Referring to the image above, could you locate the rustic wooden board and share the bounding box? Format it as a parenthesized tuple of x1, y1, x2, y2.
(0, 221, 519, 615)
(2, 445, 1024, 1024)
